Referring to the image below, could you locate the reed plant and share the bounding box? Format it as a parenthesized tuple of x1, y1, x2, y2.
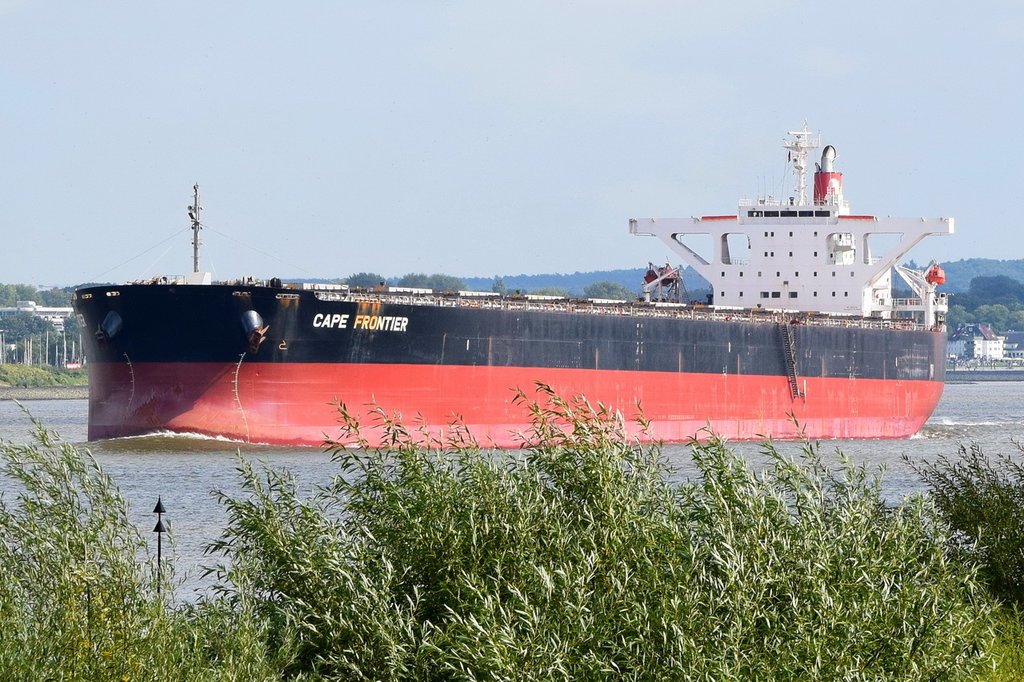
(0, 417, 278, 681)
(913, 442, 1024, 607)
(0, 393, 1006, 679)
(912, 442, 1024, 679)
(205, 385, 995, 680)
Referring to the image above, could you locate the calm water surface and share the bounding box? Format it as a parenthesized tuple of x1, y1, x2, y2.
(1, 381, 1021, 596)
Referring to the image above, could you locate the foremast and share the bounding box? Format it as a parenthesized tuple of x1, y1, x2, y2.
(630, 123, 953, 329)
(186, 183, 213, 285)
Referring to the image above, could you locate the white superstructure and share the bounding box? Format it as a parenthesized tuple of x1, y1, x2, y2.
(630, 123, 952, 328)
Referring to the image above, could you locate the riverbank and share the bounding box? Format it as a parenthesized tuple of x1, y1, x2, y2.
(945, 369, 1024, 383)
(0, 385, 89, 400)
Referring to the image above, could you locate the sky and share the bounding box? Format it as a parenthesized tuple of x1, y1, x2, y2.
(2, 0, 1022, 287)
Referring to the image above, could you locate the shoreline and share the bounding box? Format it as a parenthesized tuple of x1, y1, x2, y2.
(944, 370, 1024, 383)
(0, 386, 89, 400)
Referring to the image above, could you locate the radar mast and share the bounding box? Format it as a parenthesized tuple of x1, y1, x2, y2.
(782, 122, 820, 206)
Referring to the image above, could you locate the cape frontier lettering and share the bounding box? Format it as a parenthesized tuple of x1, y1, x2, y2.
(312, 313, 409, 332)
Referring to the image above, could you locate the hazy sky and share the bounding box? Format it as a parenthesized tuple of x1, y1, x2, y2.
(2, 1, 1021, 287)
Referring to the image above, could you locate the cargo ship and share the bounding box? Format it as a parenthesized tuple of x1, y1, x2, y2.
(73, 125, 953, 447)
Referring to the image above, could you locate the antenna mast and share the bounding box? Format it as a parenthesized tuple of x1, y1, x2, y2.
(188, 184, 203, 273)
(782, 122, 820, 206)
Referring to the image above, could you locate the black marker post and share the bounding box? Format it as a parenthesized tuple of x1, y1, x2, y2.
(153, 497, 166, 595)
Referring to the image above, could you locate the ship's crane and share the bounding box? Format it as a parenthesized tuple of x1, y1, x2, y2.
(894, 260, 949, 331)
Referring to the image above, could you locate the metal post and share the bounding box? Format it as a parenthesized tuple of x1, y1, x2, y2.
(153, 497, 166, 595)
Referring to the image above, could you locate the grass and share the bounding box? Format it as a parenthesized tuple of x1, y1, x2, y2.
(0, 387, 1014, 680)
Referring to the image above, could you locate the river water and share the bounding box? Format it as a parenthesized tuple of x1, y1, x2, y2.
(0, 382, 1022, 596)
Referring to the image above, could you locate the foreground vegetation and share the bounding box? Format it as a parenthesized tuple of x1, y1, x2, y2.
(0, 364, 87, 387)
(4, 392, 1024, 679)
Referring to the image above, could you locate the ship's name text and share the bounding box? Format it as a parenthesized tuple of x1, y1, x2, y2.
(312, 313, 409, 332)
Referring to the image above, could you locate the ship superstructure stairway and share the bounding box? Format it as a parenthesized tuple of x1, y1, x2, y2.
(779, 322, 804, 399)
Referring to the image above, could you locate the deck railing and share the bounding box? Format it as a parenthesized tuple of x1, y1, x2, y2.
(315, 289, 929, 332)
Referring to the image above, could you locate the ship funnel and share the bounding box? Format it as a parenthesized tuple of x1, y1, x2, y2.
(813, 145, 843, 205)
(820, 145, 836, 172)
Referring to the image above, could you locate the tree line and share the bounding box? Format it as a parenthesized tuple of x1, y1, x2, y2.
(0, 284, 80, 368)
(0, 284, 73, 308)
(946, 275, 1024, 331)
(342, 272, 637, 300)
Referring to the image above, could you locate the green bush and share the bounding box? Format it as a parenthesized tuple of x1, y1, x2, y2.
(0, 393, 1006, 680)
(0, 364, 87, 387)
(985, 605, 1024, 680)
(913, 443, 1024, 607)
(0, 419, 276, 681)
(205, 386, 995, 680)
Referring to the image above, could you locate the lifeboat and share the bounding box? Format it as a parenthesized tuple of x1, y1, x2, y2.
(925, 263, 946, 285)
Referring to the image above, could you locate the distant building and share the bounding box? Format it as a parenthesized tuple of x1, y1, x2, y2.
(1003, 331, 1024, 360)
(947, 323, 1005, 360)
(0, 301, 74, 333)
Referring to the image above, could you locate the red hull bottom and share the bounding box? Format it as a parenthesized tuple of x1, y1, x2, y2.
(86, 362, 944, 448)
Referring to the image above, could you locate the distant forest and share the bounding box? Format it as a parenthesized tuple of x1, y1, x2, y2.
(341, 258, 1024, 300)
(917, 258, 1024, 293)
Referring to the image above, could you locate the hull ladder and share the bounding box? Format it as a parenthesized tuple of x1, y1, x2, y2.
(779, 322, 805, 399)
